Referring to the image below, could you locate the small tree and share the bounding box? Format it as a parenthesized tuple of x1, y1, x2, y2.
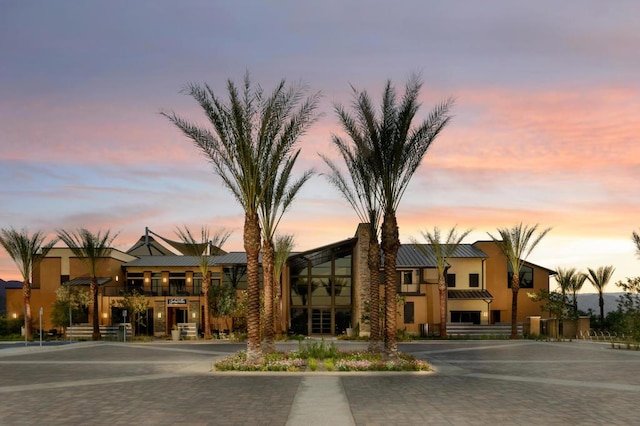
(632, 230, 640, 259)
(51, 285, 91, 331)
(111, 290, 149, 338)
(488, 223, 551, 339)
(57, 228, 118, 340)
(209, 282, 239, 333)
(586, 265, 615, 328)
(0, 228, 57, 339)
(412, 226, 472, 338)
(611, 277, 640, 341)
(174, 225, 230, 339)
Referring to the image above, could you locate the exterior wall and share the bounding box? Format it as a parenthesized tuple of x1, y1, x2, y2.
(473, 241, 550, 323)
(399, 283, 429, 334)
(446, 258, 484, 290)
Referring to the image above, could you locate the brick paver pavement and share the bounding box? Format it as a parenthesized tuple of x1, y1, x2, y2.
(0, 339, 638, 425)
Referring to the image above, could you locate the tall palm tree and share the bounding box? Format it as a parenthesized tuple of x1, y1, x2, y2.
(586, 265, 615, 327)
(175, 226, 231, 339)
(162, 73, 319, 364)
(413, 226, 472, 338)
(259, 151, 313, 354)
(57, 228, 117, 340)
(568, 272, 587, 317)
(0, 228, 56, 339)
(488, 223, 551, 339)
(322, 128, 383, 352)
(273, 234, 294, 337)
(336, 75, 453, 356)
(633, 230, 640, 259)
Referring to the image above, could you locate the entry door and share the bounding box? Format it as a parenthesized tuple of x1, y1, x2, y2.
(311, 309, 332, 334)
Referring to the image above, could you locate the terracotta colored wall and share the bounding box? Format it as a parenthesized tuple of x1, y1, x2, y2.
(473, 241, 549, 323)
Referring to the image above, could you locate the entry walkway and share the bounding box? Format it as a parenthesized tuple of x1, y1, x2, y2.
(0, 339, 639, 424)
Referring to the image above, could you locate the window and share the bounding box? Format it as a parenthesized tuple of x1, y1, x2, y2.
(169, 273, 187, 296)
(192, 273, 202, 295)
(446, 273, 456, 288)
(469, 273, 479, 288)
(151, 273, 162, 296)
(507, 264, 534, 289)
(399, 270, 419, 293)
(404, 302, 415, 324)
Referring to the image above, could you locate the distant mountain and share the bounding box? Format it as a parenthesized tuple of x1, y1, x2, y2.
(576, 293, 625, 316)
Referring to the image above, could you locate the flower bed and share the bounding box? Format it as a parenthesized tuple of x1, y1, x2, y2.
(213, 341, 430, 372)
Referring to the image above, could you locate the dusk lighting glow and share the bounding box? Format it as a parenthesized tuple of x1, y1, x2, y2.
(1, 1, 638, 291)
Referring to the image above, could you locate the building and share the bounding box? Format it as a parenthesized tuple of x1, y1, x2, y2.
(5, 224, 554, 337)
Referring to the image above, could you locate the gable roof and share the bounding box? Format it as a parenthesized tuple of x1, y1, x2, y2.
(396, 244, 488, 268)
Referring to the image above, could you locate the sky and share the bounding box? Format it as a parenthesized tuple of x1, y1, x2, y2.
(1, 1, 638, 292)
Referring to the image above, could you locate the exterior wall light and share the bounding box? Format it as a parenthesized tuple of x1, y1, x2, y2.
(157, 312, 162, 319)
(192, 312, 196, 319)
(102, 313, 108, 319)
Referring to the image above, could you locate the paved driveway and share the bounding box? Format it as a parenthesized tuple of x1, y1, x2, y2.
(0, 339, 638, 425)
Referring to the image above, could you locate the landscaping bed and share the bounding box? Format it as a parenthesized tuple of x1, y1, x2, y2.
(213, 340, 430, 372)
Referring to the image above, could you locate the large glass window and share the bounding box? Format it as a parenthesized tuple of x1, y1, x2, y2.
(507, 264, 534, 289)
(289, 244, 353, 335)
(127, 273, 143, 293)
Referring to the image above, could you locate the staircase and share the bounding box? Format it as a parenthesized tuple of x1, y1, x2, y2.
(446, 322, 522, 338)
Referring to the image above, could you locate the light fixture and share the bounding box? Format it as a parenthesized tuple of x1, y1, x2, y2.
(12, 313, 17, 319)
(102, 313, 108, 319)
(163, 277, 167, 283)
(115, 275, 119, 282)
(145, 277, 150, 283)
(187, 277, 191, 283)
(192, 312, 196, 319)
(157, 312, 162, 319)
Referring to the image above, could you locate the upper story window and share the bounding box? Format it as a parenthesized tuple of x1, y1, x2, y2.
(446, 273, 456, 288)
(507, 264, 534, 288)
(399, 270, 419, 293)
(469, 273, 479, 288)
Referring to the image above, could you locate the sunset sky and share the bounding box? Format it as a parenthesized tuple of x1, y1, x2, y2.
(1, 1, 638, 292)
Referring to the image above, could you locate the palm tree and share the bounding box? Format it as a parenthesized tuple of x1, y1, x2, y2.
(488, 223, 551, 339)
(322, 127, 383, 352)
(336, 75, 453, 356)
(273, 234, 294, 337)
(175, 226, 231, 339)
(633, 230, 640, 259)
(413, 226, 472, 338)
(568, 271, 587, 317)
(57, 228, 117, 340)
(162, 73, 319, 364)
(0, 228, 56, 339)
(586, 265, 615, 327)
(259, 151, 313, 354)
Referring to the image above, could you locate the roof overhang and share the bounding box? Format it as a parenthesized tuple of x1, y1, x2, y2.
(63, 277, 112, 286)
(448, 289, 493, 300)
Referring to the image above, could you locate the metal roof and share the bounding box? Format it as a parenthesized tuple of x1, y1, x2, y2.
(396, 245, 440, 267)
(124, 252, 254, 268)
(63, 277, 112, 286)
(448, 289, 493, 300)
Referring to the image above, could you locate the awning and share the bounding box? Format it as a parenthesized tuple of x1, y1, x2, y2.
(63, 277, 112, 286)
(448, 289, 493, 300)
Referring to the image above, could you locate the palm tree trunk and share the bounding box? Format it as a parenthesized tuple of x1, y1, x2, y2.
(91, 278, 101, 340)
(439, 275, 447, 338)
(382, 211, 400, 358)
(262, 238, 276, 354)
(367, 236, 382, 353)
(23, 281, 32, 340)
(203, 271, 211, 339)
(244, 211, 263, 365)
(510, 275, 520, 339)
(599, 293, 605, 329)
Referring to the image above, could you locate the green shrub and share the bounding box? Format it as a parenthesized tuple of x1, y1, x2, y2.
(308, 358, 318, 371)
